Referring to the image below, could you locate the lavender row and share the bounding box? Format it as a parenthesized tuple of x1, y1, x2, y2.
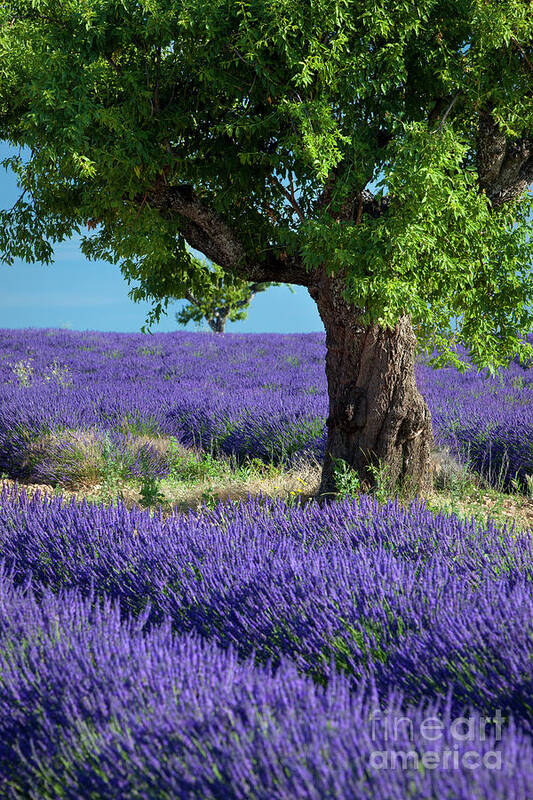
(0, 329, 328, 476)
(0, 574, 531, 800)
(417, 352, 533, 489)
(1, 485, 531, 727)
(1, 328, 531, 487)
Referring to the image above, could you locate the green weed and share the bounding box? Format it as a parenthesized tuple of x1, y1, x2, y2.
(100, 435, 125, 503)
(332, 459, 362, 500)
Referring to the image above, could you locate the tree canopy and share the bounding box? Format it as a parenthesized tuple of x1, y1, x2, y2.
(0, 0, 532, 371)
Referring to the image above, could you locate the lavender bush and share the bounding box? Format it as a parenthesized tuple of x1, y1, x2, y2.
(0, 485, 531, 730)
(1, 573, 531, 799)
(0, 328, 531, 489)
(417, 346, 533, 490)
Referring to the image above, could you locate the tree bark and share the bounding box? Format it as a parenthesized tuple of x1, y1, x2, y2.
(477, 111, 533, 207)
(309, 272, 433, 499)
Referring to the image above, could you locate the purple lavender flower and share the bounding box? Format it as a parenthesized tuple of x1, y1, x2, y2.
(0, 571, 531, 799)
(0, 328, 530, 487)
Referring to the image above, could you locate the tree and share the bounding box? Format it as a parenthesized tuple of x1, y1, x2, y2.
(175, 272, 276, 333)
(173, 256, 281, 333)
(0, 1, 532, 497)
(130, 248, 282, 332)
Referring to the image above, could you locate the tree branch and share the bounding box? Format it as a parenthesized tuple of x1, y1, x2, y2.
(510, 35, 533, 73)
(477, 111, 533, 206)
(232, 286, 261, 311)
(247, 281, 269, 295)
(272, 175, 306, 224)
(184, 291, 198, 306)
(354, 193, 363, 225)
(315, 164, 378, 221)
(337, 189, 392, 221)
(140, 182, 313, 286)
(151, 47, 161, 116)
(143, 183, 246, 267)
(315, 164, 343, 214)
(431, 93, 460, 134)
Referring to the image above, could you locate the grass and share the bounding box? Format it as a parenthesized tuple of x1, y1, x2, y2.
(1, 437, 321, 513)
(2, 434, 531, 531)
(426, 474, 533, 531)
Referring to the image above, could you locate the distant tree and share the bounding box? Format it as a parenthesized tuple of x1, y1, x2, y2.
(0, 1, 532, 497)
(168, 256, 279, 332)
(131, 251, 283, 331)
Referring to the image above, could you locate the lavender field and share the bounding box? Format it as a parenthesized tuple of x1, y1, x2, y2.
(0, 328, 532, 489)
(0, 489, 532, 797)
(0, 328, 532, 798)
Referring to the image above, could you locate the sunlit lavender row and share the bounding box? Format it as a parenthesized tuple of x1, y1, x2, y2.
(0, 485, 531, 798)
(0, 572, 531, 800)
(0, 328, 531, 488)
(1, 485, 531, 724)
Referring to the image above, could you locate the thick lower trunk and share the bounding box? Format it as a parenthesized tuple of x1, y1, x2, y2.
(310, 274, 433, 499)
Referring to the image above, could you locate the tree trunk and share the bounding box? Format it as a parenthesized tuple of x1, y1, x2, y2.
(309, 272, 433, 499)
(208, 316, 226, 333)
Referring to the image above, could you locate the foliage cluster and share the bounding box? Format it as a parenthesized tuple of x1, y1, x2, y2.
(0, 0, 531, 369)
(172, 254, 282, 333)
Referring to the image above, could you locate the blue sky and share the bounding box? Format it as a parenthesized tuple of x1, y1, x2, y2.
(0, 141, 323, 333)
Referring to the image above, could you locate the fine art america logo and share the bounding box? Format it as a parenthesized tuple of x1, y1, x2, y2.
(368, 709, 505, 771)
